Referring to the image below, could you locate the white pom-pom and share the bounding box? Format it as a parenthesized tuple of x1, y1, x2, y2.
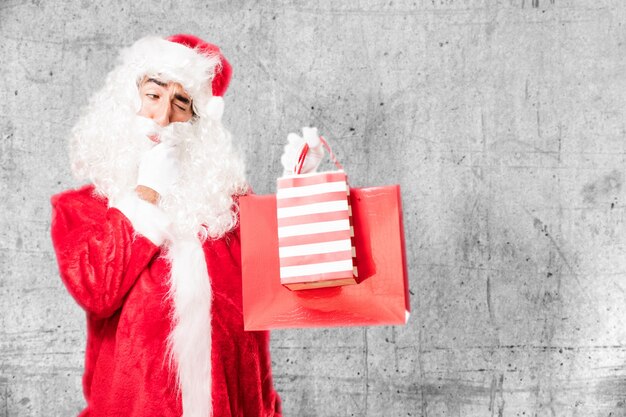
(205, 96, 224, 121)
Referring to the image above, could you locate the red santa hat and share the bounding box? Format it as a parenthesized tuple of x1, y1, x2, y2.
(166, 34, 232, 97)
(119, 34, 231, 120)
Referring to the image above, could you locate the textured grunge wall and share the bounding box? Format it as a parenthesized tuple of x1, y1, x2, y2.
(2, 1, 626, 416)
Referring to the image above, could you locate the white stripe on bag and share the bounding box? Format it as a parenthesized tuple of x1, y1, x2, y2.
(277, 200, 349, 218)
(280, 259, 355, 278)
(278, 219, 350, 238)
(277, 181, 347, 199)
(279, 239, 353, 258)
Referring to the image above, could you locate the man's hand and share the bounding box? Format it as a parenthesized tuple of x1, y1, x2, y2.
(280, 127, 325, 176)
(135, 185, 160, 204)
(136, 143, 180, 203)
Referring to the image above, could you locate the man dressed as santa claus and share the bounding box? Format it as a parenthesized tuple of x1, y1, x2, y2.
(50, 34, 308, 417)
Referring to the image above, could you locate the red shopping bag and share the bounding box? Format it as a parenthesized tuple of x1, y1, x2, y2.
(276, 138, 357, 290)
(240, 185, 410, 330)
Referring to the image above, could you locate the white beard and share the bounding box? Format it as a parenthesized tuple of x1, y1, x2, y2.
(70, 102, 248, 240)
(156, 117, 248, 240)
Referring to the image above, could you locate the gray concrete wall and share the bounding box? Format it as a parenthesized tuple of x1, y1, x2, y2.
(1, 0, 625, 416)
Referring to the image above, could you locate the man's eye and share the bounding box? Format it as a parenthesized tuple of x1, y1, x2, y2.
(146, 94, 159, 100)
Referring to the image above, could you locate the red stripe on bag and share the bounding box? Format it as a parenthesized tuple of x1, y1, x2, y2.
(279, 250, 353, 267)
(277, 210, 350, 227)
(278, 230, 352, 247)
(276, 191, 350, 208)
(277, 171, 347, 188)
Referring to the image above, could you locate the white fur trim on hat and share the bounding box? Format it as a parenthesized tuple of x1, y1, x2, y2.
(113, 193, 172, 245)
(120, 36, 220, 114)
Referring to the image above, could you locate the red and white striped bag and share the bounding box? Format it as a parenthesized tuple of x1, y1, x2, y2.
(276, 137, 358, 290)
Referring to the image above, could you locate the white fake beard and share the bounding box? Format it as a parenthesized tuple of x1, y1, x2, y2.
(71, 96, 247, 241)
(70, 110, 157, 205)
(156, 117, 247, 240)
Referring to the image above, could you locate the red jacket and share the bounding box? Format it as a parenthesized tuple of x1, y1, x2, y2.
(50, 185, 282, 417)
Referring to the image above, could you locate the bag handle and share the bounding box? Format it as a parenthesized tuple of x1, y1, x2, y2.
(294, 136, 344, 175)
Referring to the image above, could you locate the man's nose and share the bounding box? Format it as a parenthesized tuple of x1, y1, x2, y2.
(152, 101, 172, 127)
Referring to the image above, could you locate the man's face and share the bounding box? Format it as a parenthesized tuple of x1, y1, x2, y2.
(137, 77, 193, 128)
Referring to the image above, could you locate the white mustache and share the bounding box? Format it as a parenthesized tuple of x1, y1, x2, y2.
(132, 116, 194, 147)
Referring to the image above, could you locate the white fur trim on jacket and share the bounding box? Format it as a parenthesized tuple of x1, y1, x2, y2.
(113, 193, 172, 246)
(167, 237, 213, 417)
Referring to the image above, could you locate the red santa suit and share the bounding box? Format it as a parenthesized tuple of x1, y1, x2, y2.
(51, 35, 282, 417)
(51, 185, 282, 417)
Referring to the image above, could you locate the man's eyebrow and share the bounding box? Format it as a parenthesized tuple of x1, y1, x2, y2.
(145, 77, 167, 87)
(174, 94, 191, 105)
(144, 78, 191, 106)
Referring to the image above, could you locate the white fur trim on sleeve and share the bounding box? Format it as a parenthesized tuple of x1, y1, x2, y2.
(113, 193, 171, 246)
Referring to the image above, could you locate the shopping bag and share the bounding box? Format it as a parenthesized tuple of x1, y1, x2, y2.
(240, 185, 410, 330)
(276, 138, 357, 290)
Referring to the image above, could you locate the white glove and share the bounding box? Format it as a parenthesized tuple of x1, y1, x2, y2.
(281, 127, 325, 176)
(137, 143, 180, 197)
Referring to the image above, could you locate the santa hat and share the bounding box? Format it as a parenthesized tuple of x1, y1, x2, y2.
(120, 34, 230, 120)
(166, 34, 232, 97)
